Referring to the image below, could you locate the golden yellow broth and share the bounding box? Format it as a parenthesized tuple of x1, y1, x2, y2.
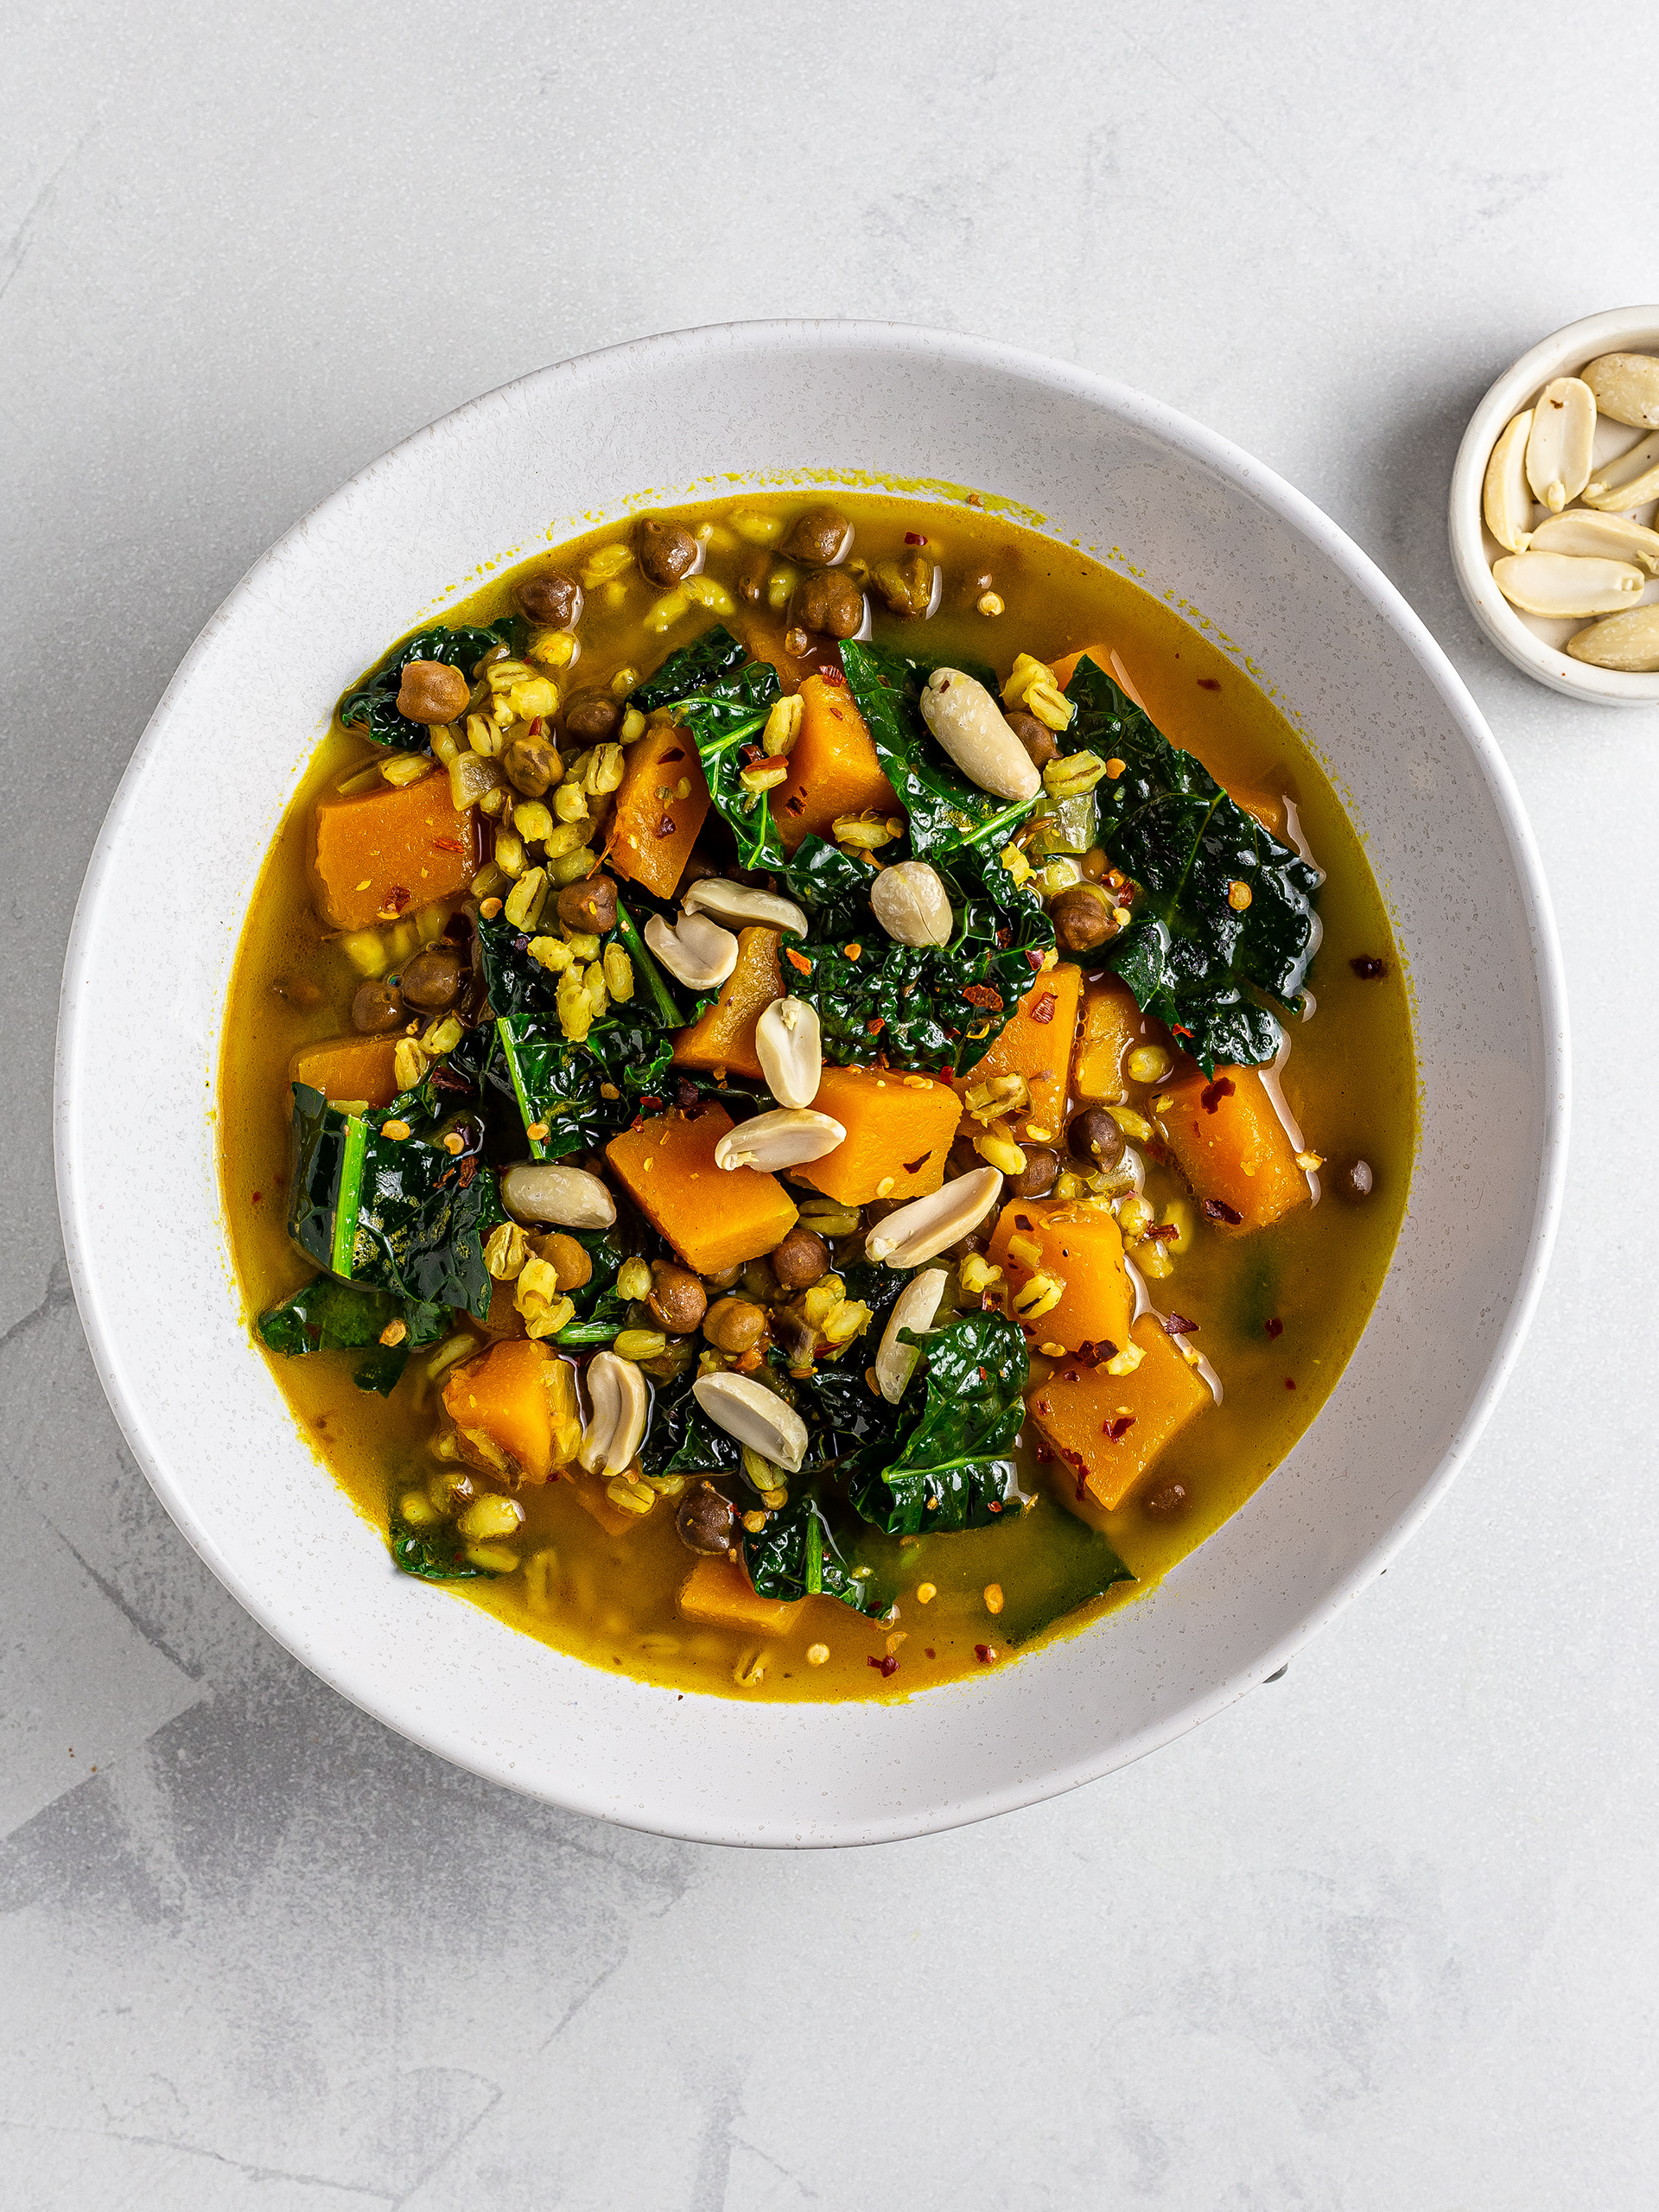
(219, 491, 1415, 1701)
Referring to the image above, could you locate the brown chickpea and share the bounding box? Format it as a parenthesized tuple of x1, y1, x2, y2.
(1050, 884, 1112, 953)
(790, 567, 864, 639)
(634, 517, 698, 586)
(534, 1232, 593, 1293)
(396, 659, 470, 725)
(1010, 1147, 1059, 1199)
(1070, 1108, 1124, 1171)
(351, 978, 404, 1033)
(504, 734, 562, 798)
(556, 873, 618, 934)
(947, 1226, 991, 1262)
(781, 505, 852, 566)
(563, 690, 621, 742)
(648, 1260, 708, 1335)
(514, 569, 582, 628)
(1342, 1158, 1376, 1202)
(869, 550, 934, 618)
(677, 1481, 736, 1555)
(946, 1133, 982, 1180)
(702, 1261, 744, 1291)
(400, 944, 462, 1013)
(735, 550, 770, 605)
(703, 1295, 767, 1355)
(1006, 709, 1058, 771)
(771, 1226, 830, 1292)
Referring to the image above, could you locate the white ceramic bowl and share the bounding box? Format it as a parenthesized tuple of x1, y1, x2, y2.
(1449, 304, 1659, 705)
(56, 323, 1567, 1846)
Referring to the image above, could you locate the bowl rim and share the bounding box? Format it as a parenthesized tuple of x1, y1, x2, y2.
(1448, 303, 1659, 706)
(54, 319, 1569, 1844)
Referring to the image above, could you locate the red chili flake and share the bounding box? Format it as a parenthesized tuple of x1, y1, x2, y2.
(962, 984, 1004, 1011)
(925, 1647, 937, 1659)
(866, 1017, 884, 1035)
(1024, 948, 1045, 972)
(785, 795, 805, 814)
(740, 743, 762, 766)
(974, 1644, 995, 1663)
(1074, 1339, 1117, 1366)
(251, 1191, 263, 1205)
(1198, 677, 1222, 692)
(1202, 1198, 1243, 1224)
(1029, 995, 1056, 1025)
(385, 886, 412, 912)
(1103, 1414, 1136, 1441)
(785, 948, 813, 976)
(1200, 1077, 1236, 1114)
(1351, 955, 1387, 980)
(675, 1077, 699, 1110)
(661, 747, 685, 763)
(1264, 1316, 1284, 1338)
(1161, 1312, 1198, 1336)
(868, 1654, 899, 1678)
(528, 716, 543, 737)
(1014, 1213, 1033, 1231)
(1144, 1222, 1180, 1243)
(1284, 1376, 1296, 1390)
(641, 1095, 664, 1111)
(1032, 1440, 1052, 1463)
(988, 1500, 1003, 1514)
(1173, 1024, 1193, 1039)
(902, 1152, 931, 1174)
(655, 814, 676, 838)
(905, 531, 928, 545)
(431, 838, 465, 855)
(819, 664, 845, 687)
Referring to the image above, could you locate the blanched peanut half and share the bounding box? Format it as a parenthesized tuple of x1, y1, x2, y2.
(1482, 409, 1534, 553)
(918, 669, 1042, 803)
(1491, 551, 1644, 618)
(644, 909, 739, 990)
(579, 1351, 649, 1477)
(1566, 602, 1659, 671)
(682, 877, 808, 937)
(691, 1371, 809, 1473)
(869, 860, 954, 946)
(1582, 429, 1659, 513)
(866, 1166, 1003, 1268)
(874, 1268, 947, 1403)
(1529, 509, 1659, 575)
(754, 995, 822, 1109)
(1582, 353, 1659, 430)
(713, 1108, 846, 1172)
(500, 1161, 617, 1230)
(1525, 378, 1597, 512)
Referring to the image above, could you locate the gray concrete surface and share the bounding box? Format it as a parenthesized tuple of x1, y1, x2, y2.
(3, 3, 1655, 2205)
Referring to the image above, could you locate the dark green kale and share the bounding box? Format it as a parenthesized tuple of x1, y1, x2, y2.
(287, 1084, 504, 1322)
(1067, 654, 1322, 1075)
(781, 835, 874, 938)
(992, 1501, 1135, 1644)
(742, 1491, 893, 1617)
(840, 641, 1036, 862)
(493, 1014, 675, 1160)
(550, 1228, 628, 1346)
(256, 1275, 448, 1395)
(637, 1364, 743, 1482)
(629, 623, 748, 712)
(662, 656, 786, 872)
(849, 1311, 1029, 1535)
(390, 1503, 509, 1582)
(336, 620, 523, 752)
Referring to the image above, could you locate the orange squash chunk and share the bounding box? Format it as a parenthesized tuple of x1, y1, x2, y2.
(1027, 1313, 1211, 1511)
(987, 1197, 1133, 1357)
(1073, 976, 1157, 1105)
(678, 1553, 801, 1634)
(795, 1065, 963, 1207)
(673, 927, 783, 1079)
(773, 673, 898, 853)
(568, 1472, 652, 1536)
(442, 1338, 579, 1487)
(312, 772, 474, 931)
(289, 1034, 401, 1108)
(955, 963, 1083, 1144)
(606, 1104, 798, 1274)
(609, 723, 711, 898)
(1049, 641, 1112, 691)
(1160, 1064, 1308, 1235)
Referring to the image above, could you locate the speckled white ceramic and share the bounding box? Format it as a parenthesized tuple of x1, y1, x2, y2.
(56, 322, 1566, 1846)
(1450, 305, 1659, 706)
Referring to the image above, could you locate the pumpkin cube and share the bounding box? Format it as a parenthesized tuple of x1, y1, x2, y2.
(289, 1034, 401, 1109)
(773, 673, 898, 853)
(987, 1197, 1133, 1358)
(795, 1065, 963, 1207)
(606, 1104, 798, 1274)
(1027, 1314, 1212, 1510)
(312, 772, 474, 932)
(678, 1553, 801, 1634)
(1160, 1065, 1308, 1235)
(609, 723, 711, 899)
(956, 963, 1083, 1144)
(1072, 976, 1154, 1106)
(673, 926, 783, 1080)
(442, 1338, 580, 1487)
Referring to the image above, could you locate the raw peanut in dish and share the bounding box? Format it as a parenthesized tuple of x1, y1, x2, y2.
(225, 486, 1414, 1705)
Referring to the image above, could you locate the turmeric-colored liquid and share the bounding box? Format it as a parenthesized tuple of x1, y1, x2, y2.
(219, 491, 1416, 1700)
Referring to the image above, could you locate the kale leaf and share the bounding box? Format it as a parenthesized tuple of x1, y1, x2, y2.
(637, 1364, 743, 1482)
(288, 1084, 504, 1321)
(256, 1274, 448, 1395)
(743, 1490, 892, 1616)
(781, 835, 874, 938)
(494, 1013, 675, 1160)
(391, 1503, 508, 1582)
(629, 624, 748, 712)
(663, 655, 786, 872)
(840, 641, 1037, 862)
(336, 621, 521, 752)
(1068, 654, 1322, 1075)
(992, 1501, 1135, 1645)
(849, 1311, 1028, 1535)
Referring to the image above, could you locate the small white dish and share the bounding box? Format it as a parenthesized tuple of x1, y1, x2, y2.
(1450, 305, 1659, 705)
(56, 322, 1567, 1846)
